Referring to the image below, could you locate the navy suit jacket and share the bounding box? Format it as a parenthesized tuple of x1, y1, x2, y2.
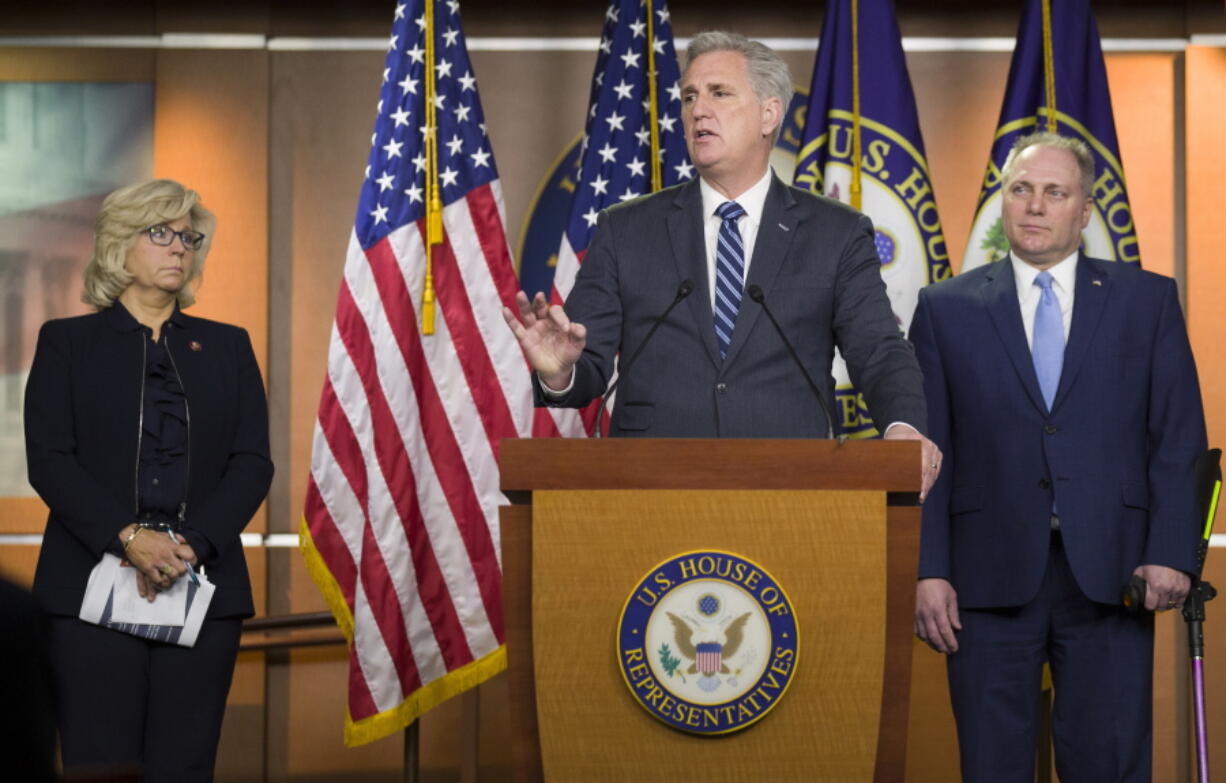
(538, 174, 927, 437)
(25, 304, 273, 618)
(911, 255, 1207, 607)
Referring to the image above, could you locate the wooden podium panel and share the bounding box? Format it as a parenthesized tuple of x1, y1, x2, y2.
(500, 439, 921, 782)
(530, 489, 886, 780)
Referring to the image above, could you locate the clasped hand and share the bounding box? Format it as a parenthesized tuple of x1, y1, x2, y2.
(119, 525, 198, 602)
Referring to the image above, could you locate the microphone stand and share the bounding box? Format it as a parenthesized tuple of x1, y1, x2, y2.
(592, 280, 693, 438)
(746, 285, 841, 442)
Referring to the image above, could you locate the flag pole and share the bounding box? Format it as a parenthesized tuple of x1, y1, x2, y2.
(645, 0, 663, 192)
(422, 0, 442, 334)
(403, 721, 419, 783)
(850, 0, 863, 210)
(1041, 0, 1057, 131)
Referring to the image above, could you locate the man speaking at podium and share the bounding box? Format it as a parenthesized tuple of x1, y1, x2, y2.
(503, 31, 939, 493)
(911, 133, 1208, 781)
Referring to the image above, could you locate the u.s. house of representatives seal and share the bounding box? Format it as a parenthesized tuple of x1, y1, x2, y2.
(616, 550, 800, 735)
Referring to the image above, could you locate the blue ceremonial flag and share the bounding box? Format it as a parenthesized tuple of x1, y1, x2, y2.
(531, 0, 690, 437)
(793, 0, 948, 438)
(962, 0, 1137, 270)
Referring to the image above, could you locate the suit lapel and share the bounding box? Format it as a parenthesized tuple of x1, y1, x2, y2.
(983, 261, 1048, 414)
(667, 179, 721, 367)
(723, 176, 797, 366)
(1050, 255, 1108, 412)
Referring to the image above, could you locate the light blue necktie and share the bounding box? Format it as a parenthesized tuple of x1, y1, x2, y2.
(1032, 271, 1064, 410)
(713, 201, 746, 359)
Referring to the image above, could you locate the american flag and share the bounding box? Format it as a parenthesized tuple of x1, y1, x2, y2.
(536, 0, 691, 437)
(300, 0, 532, 746)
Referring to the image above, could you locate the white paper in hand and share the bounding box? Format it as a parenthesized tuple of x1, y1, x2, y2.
(79, 554, 215, 646)
(109, 560, 189, 626)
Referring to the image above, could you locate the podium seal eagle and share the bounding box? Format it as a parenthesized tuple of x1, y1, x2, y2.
(616, 550, 799, 735)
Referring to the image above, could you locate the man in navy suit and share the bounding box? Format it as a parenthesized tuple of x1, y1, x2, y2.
(503, 31, 939, 490)
(911, 132, 1207, 781)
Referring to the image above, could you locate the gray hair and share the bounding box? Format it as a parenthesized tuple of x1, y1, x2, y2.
(82, 179, 216, 309)
(685, 31, 793, 143)
(1000, 131, 1095, 199)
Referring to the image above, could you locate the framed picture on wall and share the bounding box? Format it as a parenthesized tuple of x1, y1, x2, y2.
(0, 81, 153, 497)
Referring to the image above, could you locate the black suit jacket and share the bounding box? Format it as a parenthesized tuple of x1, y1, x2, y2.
(539, 174, 926, 437)
(25, 304, 273, 618)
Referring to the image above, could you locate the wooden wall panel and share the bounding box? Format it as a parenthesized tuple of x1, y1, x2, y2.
(153, 50, 269, 380)
(154, 48, 269, 538)
(269, 51, 372, 541)
(1186, 46, 1226, 452)
(1106, 53, 1179, 280)
(911, 51, 1013, 275)
(1185, 45, 1226, 781)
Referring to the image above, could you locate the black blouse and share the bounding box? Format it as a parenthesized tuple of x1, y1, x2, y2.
(139, 327, 189, 518)
(106, 303, 211, 561)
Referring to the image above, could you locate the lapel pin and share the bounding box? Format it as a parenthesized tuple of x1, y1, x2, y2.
(1091, 280, 1102, 287)
(778, 222, 789, 231)
(189, 340, 203, 352)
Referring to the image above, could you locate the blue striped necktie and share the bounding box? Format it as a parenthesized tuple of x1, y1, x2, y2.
(713, 200, 746, 359)
(1031, 270, 1064, 410)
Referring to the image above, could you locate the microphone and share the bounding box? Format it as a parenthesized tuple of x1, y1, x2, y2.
(593, 279, 694, 438)
(746, 284, 840, 442)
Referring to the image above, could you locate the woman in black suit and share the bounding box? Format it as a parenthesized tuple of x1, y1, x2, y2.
(24, 179, 273, 781)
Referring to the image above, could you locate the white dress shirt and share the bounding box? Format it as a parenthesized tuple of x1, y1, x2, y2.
(1010, 250, 1077, 347)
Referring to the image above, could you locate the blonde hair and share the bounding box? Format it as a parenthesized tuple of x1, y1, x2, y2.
(82, 179, 216, 309)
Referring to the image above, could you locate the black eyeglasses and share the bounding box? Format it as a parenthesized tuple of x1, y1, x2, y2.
(144, 224, 206, 251)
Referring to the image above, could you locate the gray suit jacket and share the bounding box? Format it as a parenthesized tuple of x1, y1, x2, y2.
(538, 174, 926, 437)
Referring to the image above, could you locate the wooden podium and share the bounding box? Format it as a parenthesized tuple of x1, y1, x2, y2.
(499, 438, 921, 782)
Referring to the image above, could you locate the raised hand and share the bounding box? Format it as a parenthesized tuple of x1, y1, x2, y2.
(502, 291, 587, 390)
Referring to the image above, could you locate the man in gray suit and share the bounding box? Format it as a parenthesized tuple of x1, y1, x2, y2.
(505, 31, 939, 493)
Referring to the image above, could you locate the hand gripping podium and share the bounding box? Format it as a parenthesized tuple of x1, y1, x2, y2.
(499, 438, 921, 782)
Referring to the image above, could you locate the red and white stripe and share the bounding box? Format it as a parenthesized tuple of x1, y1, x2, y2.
(305, 180, 532, 731)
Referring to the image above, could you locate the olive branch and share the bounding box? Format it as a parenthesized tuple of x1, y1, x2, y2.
(658, 643, 686, 682)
